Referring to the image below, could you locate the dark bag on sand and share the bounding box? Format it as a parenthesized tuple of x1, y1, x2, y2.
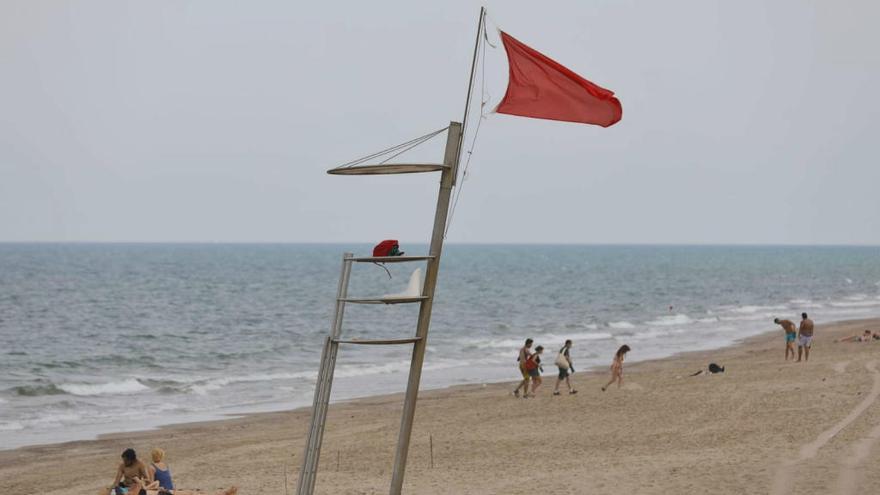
(708, 363, 725, 373)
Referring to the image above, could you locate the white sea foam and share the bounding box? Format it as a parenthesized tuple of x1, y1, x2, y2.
(646, 314, 693, 327)
(0, 421, 23, 431)
(29, 412, 83, 425)
(608, 321, 636, 329)
(627, 328, 685, 341)
(730, 304, 789, 314)
(191, 371, 315, 395)
(829, 300, 880, 308)
(59, 379, 149, 396)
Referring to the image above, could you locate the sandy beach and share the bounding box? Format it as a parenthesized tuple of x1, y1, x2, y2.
(3, 317, 880, 495)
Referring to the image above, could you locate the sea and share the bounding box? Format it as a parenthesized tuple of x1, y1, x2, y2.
(1, 243, 879, 450)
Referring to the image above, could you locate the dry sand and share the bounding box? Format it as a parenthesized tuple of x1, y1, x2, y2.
(3, 318, 880, 495)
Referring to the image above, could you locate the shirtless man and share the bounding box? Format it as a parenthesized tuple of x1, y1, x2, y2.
(797, 312, 814, 362)
(512, 338, 534, 398)
(774, 318, 797, 361)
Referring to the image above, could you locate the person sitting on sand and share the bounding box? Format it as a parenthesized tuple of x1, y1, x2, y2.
(553, 340, 577, 396)
(774, 317, 798, 361)
(148, 448, 174, 492)
(797, 312, 814, 362)
(109, 448, 149, 492)
(602, 345, 630, 391)
(524, 345, 544, 397)
(512, 338, 534, 398)
(836, 330, 879, 343)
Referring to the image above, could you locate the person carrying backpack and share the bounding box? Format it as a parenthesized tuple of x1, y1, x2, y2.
(524, 346, 544, 397)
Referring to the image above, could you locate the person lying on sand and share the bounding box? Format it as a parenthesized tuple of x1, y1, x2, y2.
(836, 330, 879, 343)
(602, 345, 630, 391)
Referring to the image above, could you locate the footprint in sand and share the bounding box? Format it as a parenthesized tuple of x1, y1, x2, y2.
(832, 361, 850, 374)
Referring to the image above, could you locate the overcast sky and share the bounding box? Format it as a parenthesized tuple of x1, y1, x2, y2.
(2, 0, 878, 244)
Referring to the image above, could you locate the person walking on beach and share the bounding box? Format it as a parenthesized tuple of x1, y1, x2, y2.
(774, 318, 797, 361)
(553, 340, 577, 395)
(513, 338, 534, 398)
(524, 345, 544, 396)
(602, 345, 630, 391)
(798, 312, 814, 362)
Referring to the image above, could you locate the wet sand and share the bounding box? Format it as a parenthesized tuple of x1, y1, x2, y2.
(3, 317, 880, 494)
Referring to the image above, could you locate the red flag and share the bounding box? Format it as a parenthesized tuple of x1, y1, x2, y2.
(495, 31, 622, 127)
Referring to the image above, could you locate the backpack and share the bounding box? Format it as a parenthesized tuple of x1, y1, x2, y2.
(373, 239, 404, 257)
(524, 354, 539, 371)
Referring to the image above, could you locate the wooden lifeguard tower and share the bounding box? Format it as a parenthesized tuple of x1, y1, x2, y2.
(295, 10, 487, 494)
(295, 121, 463, 495)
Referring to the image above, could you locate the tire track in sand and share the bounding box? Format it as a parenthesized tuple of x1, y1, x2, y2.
(835, 361, 880, 494)
(770, 360, 880, 495)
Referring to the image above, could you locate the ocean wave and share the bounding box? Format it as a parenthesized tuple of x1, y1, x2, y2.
(788, 299, 813, 305)
(645, 314, 693, 327)
(626, 328, 686, 341)
(11, 383, 67, 397)
(539, 331, 613, 343)
(191, 371, 315, 395)
(608, 321, 635, 329)
(59, 379, 149, 396)
(0, 421, 24, 431)
(729, 304, 789, 314)
(829, 300, 880, 308)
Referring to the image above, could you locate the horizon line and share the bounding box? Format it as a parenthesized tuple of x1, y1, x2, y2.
(1, 240, 879, 248)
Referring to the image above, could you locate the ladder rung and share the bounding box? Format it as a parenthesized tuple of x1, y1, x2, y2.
(340, 296, 428, 304)
(351, 256, 435, 263)
(332, 337, 422, 345)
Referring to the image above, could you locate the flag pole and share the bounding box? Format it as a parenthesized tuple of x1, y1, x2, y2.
(454, 6, 486, 186)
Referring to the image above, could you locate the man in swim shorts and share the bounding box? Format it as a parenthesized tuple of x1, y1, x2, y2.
(797, 312, 814, 362)
(512, 338, 533, 398)
(774, 318, 797, 361)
